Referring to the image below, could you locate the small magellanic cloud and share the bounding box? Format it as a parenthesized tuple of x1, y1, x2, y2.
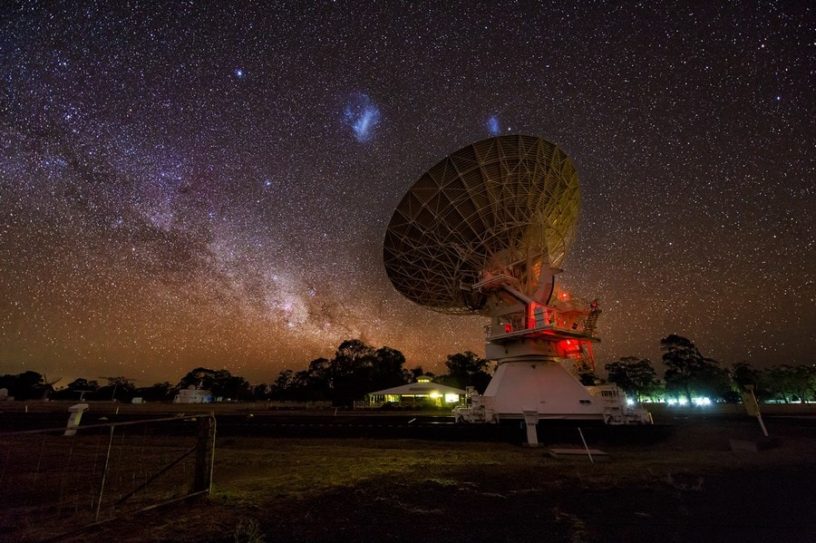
(343, 93, 381, 143)
(486, 115, 500, 136)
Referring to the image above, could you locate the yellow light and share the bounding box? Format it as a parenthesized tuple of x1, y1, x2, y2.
(429, 391, 441, 399)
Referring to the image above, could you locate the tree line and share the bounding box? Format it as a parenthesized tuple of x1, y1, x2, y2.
(3, 335, 813, 406)
(264, 340, 492, 405)
(0, 339, 492, 406)
(601, 334, 816, 404)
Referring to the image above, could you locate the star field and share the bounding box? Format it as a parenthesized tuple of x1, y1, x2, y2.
(1, 1, 814, 383)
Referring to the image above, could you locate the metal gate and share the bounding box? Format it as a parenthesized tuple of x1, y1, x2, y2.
(0, 414, 216, 541)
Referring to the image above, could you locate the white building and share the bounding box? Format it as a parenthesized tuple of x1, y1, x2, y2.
(173, 385, 213, 404)
(365, 377, 465, 408)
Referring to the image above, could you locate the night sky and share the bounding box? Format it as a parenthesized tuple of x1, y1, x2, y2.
(1, 1, 814, 384)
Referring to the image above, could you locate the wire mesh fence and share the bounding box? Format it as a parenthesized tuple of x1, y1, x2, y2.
(0, 414, 215, 541)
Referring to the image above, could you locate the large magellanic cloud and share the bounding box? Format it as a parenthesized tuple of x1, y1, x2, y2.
(343, 93, 381, 143)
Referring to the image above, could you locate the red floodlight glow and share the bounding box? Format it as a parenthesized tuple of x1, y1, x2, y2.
(557, 338, 582, 357)
(526, 302, 536, 329)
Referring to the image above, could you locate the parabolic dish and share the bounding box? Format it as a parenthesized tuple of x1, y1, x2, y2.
(384, 135, 580, 314)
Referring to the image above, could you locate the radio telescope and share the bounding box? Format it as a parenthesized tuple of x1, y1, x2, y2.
(384, 135, 650, 427)
(384, 135, 578, 314)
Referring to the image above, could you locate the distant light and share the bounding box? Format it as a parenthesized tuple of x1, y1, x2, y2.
(429, 391, 441, 399)
(775, 95, 781, 101)
(692, 396, 712, 406)
(677, 397, 688, 406)
(234, 68, 245, 79)
(444, 393, 459, 403)
(626, 398, 635, 406)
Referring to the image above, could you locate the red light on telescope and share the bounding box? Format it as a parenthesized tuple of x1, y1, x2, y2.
(558, 339, 581, 355)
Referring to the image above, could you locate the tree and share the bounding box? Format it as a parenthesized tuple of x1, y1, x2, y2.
(253, 383, 270, 401)
(408, 366, 434, 381)
(372, 346, 409, 390)
(605, 357, 659, 400)
(175, 368, 252, 401)
(440, 351, 492, 393)
(267, 340, 411, 404)
(330, 340, 378, 406)
(763, 364, 815, 403)
(273, 364, 330, 402)
(94, 377, 136, 402)
(791, 365, 816, 403)
(215, 370, 253, 401)
(797, 364, 816, 402)
(135, 382, 173, 402)
(303, 357, 332, 399)
(731, 362, 761, 391)
(51, 378, 100, 400)
(661, 335, 729, 403)
(269, 369, 299, 400)
(0, 371, 49, 401)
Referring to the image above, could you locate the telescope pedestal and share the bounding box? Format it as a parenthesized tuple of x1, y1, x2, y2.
(482, 358, 605, 421)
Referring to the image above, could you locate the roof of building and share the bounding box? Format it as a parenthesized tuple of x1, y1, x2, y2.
(368, 381, 466, 396)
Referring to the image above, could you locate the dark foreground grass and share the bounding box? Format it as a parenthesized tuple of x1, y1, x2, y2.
(48, 416, 816, 543)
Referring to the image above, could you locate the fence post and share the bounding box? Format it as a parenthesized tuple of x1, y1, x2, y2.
(193, 416, 216, 494)
(95, 425, 116, 521)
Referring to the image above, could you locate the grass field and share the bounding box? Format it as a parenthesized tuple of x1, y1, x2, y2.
(38, 410, 813, 543)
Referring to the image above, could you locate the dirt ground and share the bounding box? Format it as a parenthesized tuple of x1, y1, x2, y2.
(58, 413, 816, 543)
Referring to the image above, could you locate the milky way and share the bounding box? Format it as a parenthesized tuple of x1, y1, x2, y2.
(1, 2, 814, 384)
